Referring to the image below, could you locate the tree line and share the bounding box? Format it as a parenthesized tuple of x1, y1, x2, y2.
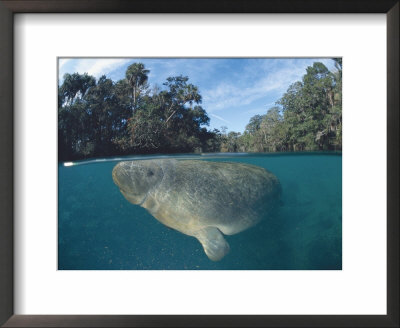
(221, 59, 342, 152)
(58, 60, 341, 161)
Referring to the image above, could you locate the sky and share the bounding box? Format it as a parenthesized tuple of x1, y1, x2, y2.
(59, 58, 336, 133)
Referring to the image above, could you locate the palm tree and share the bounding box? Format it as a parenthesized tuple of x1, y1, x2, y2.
(125, 63, 149, 111)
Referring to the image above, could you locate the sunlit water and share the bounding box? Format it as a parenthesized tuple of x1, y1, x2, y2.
(58, 152, 342, 270)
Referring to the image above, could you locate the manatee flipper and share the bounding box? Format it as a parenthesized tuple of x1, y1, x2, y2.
(193, 227, 230, 261)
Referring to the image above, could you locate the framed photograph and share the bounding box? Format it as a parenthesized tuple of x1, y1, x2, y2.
(0, 1, 398, 327)
(57, 56, 343, 270)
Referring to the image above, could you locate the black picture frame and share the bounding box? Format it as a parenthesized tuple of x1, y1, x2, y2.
(0, 0, 398, 327)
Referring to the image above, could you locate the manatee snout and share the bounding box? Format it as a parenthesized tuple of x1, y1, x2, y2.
(112, 161, 163, 205)
(112, 163, 126, 189)
(112, 163, 135, 193)
(112, 163, 143, 204)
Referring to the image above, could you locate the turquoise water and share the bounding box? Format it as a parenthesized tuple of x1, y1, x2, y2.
(58, 153, 342, 270)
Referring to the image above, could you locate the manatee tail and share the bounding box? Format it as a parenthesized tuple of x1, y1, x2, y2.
(193, 227, 230, 261)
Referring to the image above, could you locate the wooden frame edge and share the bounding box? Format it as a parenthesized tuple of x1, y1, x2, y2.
(0, 0, 14, 327)
(0, 1, 398, 327)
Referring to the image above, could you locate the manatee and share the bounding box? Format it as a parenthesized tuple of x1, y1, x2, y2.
(112, 159, 281, 261)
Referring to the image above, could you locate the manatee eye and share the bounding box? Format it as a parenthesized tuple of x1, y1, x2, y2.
(147, 170, 154, 177)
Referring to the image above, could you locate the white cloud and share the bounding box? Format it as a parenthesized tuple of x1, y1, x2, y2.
(203, 58, 333, 113)
(145, 58, 220, 87)
(72, 58, 131, 78)
(58, 58, 71, 70)
(204, 66, 304, 112)
(209, 113, 230, 124)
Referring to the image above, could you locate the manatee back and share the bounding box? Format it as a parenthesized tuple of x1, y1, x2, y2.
(153, 160, 281, 235)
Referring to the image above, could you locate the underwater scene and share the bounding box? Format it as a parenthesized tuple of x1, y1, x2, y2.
(58, 153, 342, 270)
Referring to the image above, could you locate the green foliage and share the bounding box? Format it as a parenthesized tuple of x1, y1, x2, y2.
(58, 60, 342, 161)
(58, 64, 215, 160)
(237, 61, 342, 152)
(245, 115, 264, 135)
(58, 74, 132, 160)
